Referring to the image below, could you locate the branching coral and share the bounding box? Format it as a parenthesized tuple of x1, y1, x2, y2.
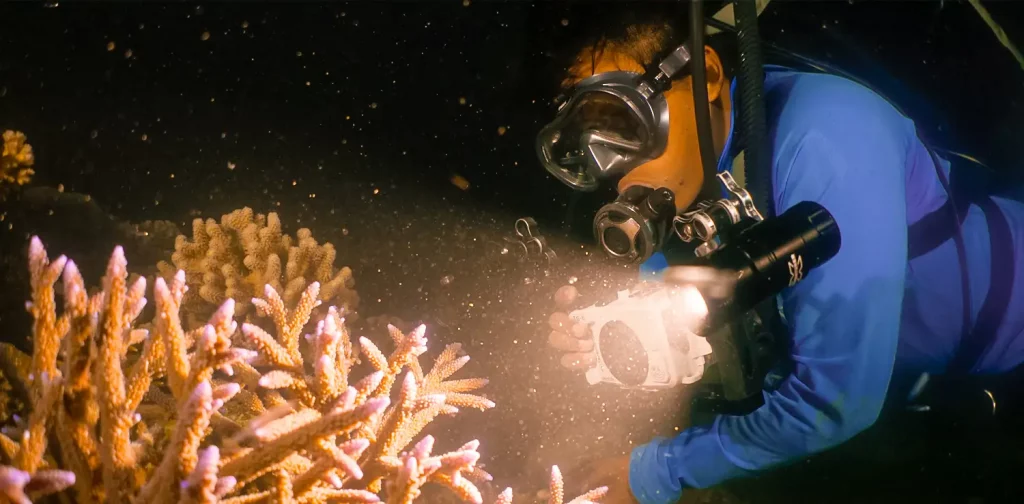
(211, 277, 498, 501)
(156, 207, 359, 325)
(1, 130, 35, 189)
(0, 236, 606, 503)
(0, 237, 257, 503)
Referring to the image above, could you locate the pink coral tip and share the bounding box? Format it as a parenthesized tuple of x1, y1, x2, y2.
(496, 488, 513, 504)
(342, 438, 371, 455)
(213, 383, 240, 402)
(214, 298, 236, 320)
(362, 397, 391, 415)
(111, 245, 125, 263)
(401, 371, 418, 395)
(334, 387, 356, 410)
(63, 259, 79, 279)
(413, 435, 435, 459)
(28, 235, 43, 254)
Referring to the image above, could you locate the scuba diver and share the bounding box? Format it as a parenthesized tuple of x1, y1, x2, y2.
(536, 2, 1024, 503)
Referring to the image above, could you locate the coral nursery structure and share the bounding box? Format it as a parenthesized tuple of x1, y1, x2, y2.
(156, 207, 359, 325)
(0, 237, 606, 503)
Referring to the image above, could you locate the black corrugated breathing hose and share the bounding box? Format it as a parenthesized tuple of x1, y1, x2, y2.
(688, 0, 719, 202)
(733, 0, 774, 218)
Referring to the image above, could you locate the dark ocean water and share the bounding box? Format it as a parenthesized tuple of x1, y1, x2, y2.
(1, 2, 1022, 502)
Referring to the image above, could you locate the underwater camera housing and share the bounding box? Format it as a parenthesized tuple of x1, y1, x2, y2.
(571, 283, 715, 390)
(573, 196, 841, 401)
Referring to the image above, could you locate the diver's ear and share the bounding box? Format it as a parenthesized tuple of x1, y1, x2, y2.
(704, 46, 726, 103)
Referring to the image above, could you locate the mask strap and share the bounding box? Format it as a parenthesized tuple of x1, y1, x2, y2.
(639, 43, 693, 97)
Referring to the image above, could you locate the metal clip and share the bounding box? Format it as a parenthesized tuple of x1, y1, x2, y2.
(717, 171, 763, 222)
(501, 217, 559, 264)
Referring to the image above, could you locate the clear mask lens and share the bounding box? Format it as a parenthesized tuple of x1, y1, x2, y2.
(537, 73, 669, 192)
(540, 91, 651, 186)
(572, 92, 646, 144)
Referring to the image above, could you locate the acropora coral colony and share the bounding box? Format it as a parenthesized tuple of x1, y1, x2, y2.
(1, 130, 35, 190)
(155, 207, 359, 327)
(0, 234, 609, 504)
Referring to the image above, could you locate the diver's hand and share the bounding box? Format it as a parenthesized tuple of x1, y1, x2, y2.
(547, 285, 596, 371)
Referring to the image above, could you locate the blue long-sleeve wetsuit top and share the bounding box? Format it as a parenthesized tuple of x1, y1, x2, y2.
(629, 66, 1024, 503)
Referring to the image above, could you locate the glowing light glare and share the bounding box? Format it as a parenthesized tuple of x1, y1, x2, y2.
(662, 284, 709, 335)
(677, 284, 709, 319)
(663, 265, 737, 301)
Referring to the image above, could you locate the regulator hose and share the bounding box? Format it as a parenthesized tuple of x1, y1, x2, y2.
(733, 0, 774, 218)
(689, 0, 719, 202)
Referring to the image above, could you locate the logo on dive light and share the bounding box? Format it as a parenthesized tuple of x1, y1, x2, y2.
(788, 254, 804, 286)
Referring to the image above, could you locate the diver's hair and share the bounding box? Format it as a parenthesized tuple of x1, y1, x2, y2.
(540, 1, 736, 92)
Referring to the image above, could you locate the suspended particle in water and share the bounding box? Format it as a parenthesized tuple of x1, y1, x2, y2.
(450, 174, 470, 191)
(124, 49, 133, 58)
(200, 31, 211, 41)
(227, 161, 236, 170)
(306, 81, 311, 86)
(369, 102, 378, 109)
(90, 130, 98, 139)
(568, 276, 578, 285)
(220, 132, 227, 139)
(441, 275, 454, 286)
(141, 134, 148, 141)
(242, 20, 249, 29)
(296, 51, 303, 57)
(458, 97, 467, 105)
(561, 18, 570, 26)
(372, 188, 380, 195)
(497, 125, 507, 136)
(106, 41, 116, 51)
(463, 0, 470, 5)
(342, 228, 349, 236)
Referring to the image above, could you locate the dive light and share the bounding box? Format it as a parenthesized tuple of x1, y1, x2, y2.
(672, 199, 842, 334)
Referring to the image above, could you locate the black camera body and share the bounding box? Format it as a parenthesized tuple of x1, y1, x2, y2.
(670, 198, 842, 412)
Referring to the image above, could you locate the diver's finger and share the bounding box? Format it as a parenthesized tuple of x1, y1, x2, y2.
(548, 312, 574, 332)
(554, 285, 579, 308)
(570, 321, 591, 340)
(560, 352, 596, 371)
(548, 331, 594, 352)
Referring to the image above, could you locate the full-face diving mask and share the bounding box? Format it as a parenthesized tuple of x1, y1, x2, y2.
(536, 45, 694, 262)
